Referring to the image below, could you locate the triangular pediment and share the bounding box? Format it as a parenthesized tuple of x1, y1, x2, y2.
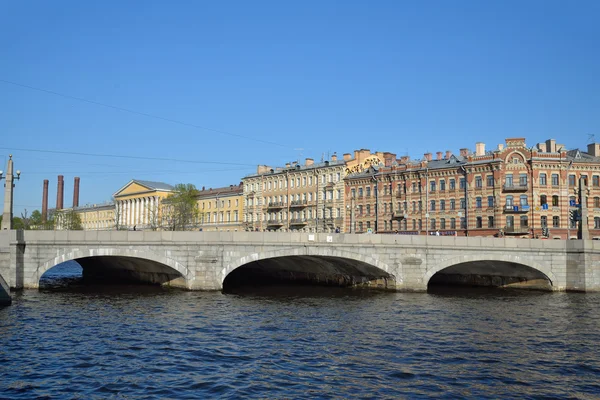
(113, 180, 158, 198)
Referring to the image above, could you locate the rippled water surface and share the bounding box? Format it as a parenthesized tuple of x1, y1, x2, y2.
(1, 263, 600, 399)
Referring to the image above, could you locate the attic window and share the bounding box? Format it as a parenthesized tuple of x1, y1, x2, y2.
(512, 157, 520, 164)
(575, 150, 582, 159)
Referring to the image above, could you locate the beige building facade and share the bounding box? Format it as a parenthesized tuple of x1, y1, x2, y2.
(196, 184, 244, 231)
(113, 180, 174, 230)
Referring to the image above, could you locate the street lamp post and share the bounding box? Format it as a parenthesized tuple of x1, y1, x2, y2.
(1, 155, 21, 230)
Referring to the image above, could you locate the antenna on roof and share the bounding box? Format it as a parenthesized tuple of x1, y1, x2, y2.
(294, 148, 304, 163)
(588, 134, 595, 144)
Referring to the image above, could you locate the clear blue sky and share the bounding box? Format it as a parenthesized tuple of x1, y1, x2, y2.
(1, 0, 599, 216)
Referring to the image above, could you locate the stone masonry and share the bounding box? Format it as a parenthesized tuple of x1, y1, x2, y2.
(1, 231, 600, 300)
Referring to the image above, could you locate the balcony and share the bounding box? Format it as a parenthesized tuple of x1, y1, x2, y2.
(289, 218, 307, 225)
(392, 211, 406, 220)
(289, 200, 308, 208)
(504, 205, 530, 213)
(504, 204, 531, 214)
(502, 183, 528, 192)
(503, 226, 530, 235)
(266, 202, 286, 210)
(266, 219, 284, 226)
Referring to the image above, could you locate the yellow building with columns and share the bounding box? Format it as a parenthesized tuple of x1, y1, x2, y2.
(113, 179, 174, 230)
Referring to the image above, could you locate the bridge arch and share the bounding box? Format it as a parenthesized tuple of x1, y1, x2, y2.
(425, 253, 557, 289)
(223, 246, 397, 288)
(31, 247, 193, 288)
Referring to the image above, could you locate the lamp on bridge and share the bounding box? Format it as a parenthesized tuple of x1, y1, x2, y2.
(1, 155, 21, 230)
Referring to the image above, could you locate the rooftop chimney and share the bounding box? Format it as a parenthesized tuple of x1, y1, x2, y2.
(436, 151, 443, 160)
(331, 153, 337, 162)
(475, 142, 485, 156)
(460, 148, 469, 157)
(305, 158, 314, 166)
(545, 139, 557, 153)
(400, 155, 410, 163)
(537, 142, 547, 152)
(42, 179, 49, 222)
(498, 143, 504, 151)
(424, 152, 432, 161)
(56, 175, 64, 210)
(445, 150, 452, 159)
(73, 177, 80, 208)
(588, 143, 600, 157)
(343, 153, 352, 161)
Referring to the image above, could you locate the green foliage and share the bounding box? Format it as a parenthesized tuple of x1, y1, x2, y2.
(164, 183, 200, 231)
(54, 209, 83, 230)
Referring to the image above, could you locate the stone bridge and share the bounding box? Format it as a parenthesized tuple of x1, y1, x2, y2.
(1, 230, 600, 304)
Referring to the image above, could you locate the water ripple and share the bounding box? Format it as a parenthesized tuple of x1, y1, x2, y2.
(1, 277, 600, 398)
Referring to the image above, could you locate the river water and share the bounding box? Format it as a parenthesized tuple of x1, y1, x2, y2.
(1, 262, 600, 399)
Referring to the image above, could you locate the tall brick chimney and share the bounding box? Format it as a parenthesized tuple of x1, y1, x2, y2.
(42, 179, 49, 222)
(446, 150, 452, 159)
(73, 177, 80, 208)
(436, 151, 443, 160)
(424, 153, 432, 161)
(57, 175, 64, 210)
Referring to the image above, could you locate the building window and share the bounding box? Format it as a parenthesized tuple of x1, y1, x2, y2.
(595, 217, 600, 229)
(506, 215, 514, 228)
(450, 218, 456, 229)
(488, 196, 494, 207)
(552, 174, 559, 186)
(476, 217, 482, 228)
(430, 219, 436, 230)
(418, 219, 422, 230)
(520, 216, 529, 228)
(569, 175, 576, 186)
(430, 181, 436, 192)
(440, 200, 446, 211)
(541, 216, 547, 228)
(450, 179, 456, 190)
(487, 175, 494, 187)
(358, 188, 363, 197)
(505, 174, 513, 187)
(412, 201, 416, 213)
(519, 174, 528, 186)
(595, 197, 600, 208)
(475, 176, 482, 188)
(540, 173, 547, 186)
(366, 204, 371, 215)
(430, 200, 436, 211)
(440, 180, 446, 191)
(460, 217, 466, 229)
(412, 182, 417, 192)
(450, 199, 456, 210)
(419, 201, 422, 211)
(441, 218, 446, 229)
(460, 178, 466, 189)
(412, 219, 416, 230)
(506, 195, 514, 207)
(460, 198, 466, 209)
(476, 197, 482, 208)
(540, 195, 547, 206)
(358, 205, 363, 215)
(553, 216, 560, 228)
(488, 216, 494, 228)
(366, 187, 371, 197)
(594, 176, 600, 187)
(520, 195, 528, 206)
(552, 195, 559, 207)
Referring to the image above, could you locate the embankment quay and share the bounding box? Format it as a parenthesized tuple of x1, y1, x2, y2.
(2, 230, 600, 304)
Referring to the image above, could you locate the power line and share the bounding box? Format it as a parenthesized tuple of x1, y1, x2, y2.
(0, 146, 257, 166)
(0, 78, 290, 148)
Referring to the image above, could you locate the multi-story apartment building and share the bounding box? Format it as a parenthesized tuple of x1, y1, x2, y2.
(196, 184, 244, 231)
(242, 150, 396, 232)
(345, 137, 600, 239)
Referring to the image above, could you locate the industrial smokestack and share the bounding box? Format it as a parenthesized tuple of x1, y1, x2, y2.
(73, 177, 80, 208)
(57, 175, 64, 210)
(42, 179, 49, 222)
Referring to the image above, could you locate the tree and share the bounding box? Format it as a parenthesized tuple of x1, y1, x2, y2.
(20, 209, 31, 230)
(30, 210, 43, 229)
(147, 202, 161, 231)
(164, 184, 200, 231)
(54, 209, 83, 230)
(114, 202, 123, 230)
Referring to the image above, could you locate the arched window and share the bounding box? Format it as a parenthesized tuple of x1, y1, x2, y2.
(540, 195, 547, 205)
